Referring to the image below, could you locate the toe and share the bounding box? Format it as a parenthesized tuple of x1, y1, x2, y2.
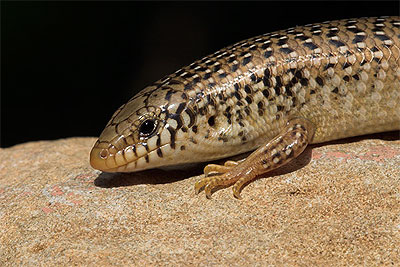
(224, 160, 239, 167)
(204, 164, 231, 175)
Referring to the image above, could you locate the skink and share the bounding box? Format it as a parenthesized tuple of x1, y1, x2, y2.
(90, 16, 400, 199)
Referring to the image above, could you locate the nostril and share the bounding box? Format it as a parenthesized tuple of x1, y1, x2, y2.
(99, 149, 108, 159)
(90, 141, 113, 171)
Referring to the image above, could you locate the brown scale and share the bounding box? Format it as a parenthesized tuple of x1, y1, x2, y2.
(90, 17, 400, 198)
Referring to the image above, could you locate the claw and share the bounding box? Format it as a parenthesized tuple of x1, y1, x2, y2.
(195, 176, 221, 198)
(194, 182, 202, 194)
(194, 177, 211, 194)
(232, 184, 242, 200)
(204, 184, 213, 199)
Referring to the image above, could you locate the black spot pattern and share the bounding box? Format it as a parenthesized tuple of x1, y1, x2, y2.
(103, 16, 399, 166)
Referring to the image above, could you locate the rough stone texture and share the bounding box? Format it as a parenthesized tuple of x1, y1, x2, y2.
(1, 133, 399, 266)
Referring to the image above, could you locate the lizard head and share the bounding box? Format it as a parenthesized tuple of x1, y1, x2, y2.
(90, 53, 268, 173)
(90, 81, 210, 173)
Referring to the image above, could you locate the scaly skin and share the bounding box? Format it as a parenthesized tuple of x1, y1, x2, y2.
(90, 16, 400, 198)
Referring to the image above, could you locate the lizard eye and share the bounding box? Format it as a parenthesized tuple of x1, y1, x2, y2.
(138, 119, 158, 137)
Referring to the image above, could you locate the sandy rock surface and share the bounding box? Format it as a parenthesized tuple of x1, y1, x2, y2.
(1, 133, 399, 265)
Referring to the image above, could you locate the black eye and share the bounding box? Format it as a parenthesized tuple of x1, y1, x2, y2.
(138, 119, 157, 137)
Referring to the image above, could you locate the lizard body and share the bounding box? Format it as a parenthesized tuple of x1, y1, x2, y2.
(90, 17, 400, 198)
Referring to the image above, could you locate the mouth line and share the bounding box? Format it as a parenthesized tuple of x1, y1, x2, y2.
(105, 142, 172, 172)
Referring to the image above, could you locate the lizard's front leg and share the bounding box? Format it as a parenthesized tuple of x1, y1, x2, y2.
(195, 118, 315, 199)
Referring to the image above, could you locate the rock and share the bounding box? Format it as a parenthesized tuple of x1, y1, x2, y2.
(1, 133, 400, 265)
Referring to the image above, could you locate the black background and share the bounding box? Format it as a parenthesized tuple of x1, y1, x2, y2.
(2, 1, 398, 147)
